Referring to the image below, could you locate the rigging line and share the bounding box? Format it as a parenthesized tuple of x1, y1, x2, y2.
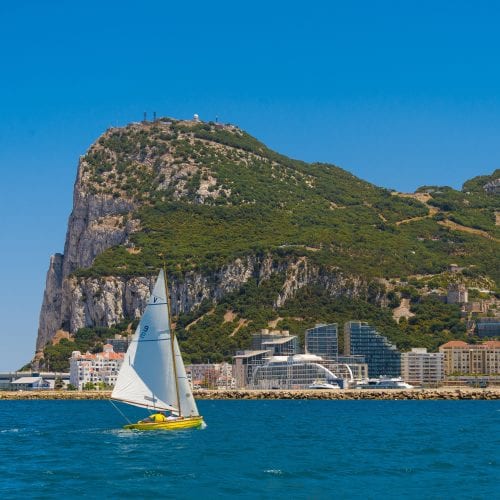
(108, 399, 132, 424)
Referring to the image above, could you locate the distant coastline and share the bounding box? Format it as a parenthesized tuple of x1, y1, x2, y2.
(1, 388, 499, 401)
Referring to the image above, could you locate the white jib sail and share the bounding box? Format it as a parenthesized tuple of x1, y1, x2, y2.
(174, 336, 199, 417)
(111, 269, 178, 412)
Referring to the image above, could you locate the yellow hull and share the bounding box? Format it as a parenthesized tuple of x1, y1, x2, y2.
(124, 416, 204, 431)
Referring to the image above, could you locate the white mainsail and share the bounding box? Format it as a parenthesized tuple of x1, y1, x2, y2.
(111, 269, 199, 416)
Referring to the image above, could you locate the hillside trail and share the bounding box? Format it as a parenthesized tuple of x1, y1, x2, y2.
(392, 192, 498, 241)
(437, 219, 498, 241)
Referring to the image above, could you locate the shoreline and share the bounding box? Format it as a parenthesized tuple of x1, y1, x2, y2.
(0, 388, 499, 401)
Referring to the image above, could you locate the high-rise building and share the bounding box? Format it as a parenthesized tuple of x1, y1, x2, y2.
(401, 348, 444, 386)
(305, 323, 338, 360)
(344, 321, 401, 377)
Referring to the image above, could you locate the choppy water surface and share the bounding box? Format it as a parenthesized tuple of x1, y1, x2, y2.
(0, 400, 498, 498)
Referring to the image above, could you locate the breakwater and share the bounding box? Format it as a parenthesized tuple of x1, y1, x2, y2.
(1, 388, 499, 400)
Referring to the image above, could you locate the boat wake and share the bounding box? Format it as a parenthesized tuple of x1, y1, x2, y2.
(264, 469, 283, 475)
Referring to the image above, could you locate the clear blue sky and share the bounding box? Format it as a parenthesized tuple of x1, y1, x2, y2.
(1, 0, 499, 370)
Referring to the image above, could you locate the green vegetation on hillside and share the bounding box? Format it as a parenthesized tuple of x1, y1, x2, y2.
(77, 122, 498, 283)
(418, 178, 499, 238)
(65, 120, 499, 360)
(177, 278, 470, 362)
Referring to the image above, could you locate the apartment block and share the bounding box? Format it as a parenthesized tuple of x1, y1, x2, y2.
(401, 348, 444, 386)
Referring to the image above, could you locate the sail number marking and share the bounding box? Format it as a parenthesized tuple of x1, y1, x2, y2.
(140, 325, 149, 339)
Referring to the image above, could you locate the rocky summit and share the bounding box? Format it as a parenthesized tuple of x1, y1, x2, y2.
(35, 118, 499, 368)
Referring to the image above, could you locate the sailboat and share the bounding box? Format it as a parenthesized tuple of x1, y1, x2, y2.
(111, 269, 204, 430)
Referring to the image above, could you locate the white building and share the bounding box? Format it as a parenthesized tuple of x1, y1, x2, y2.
(10, 376, 51, 391)
(70, 344, 124, 390)
(248, 353, 368, 390)
(401, 348, 444, 386)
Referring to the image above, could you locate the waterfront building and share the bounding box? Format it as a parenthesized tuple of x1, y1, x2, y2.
(476, 318, 500, 338)
(439, 340, 500, 376)
(216, 362, 235, 389)
(305, 323, 338, 360)
(442, 375, 500, 387)
(401, 348, 444, 386)
(261, 336, 298, 356)
(248, 353, 368, 389)
(252, 329, 298, 355)
(344, 321, 401, 378)
(69, 344, 124, 390)
(233, 350, 270, 389)
(186, 362, 235, 389)
(337, 355, 366, 365)
(186, 363, 215, 387)
(0, 371, 70, 390)
(10, 376, 51, 391)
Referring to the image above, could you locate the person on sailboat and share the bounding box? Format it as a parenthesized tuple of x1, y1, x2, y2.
(141, 412, 167, 423)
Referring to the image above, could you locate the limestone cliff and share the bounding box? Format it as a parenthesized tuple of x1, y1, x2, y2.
(37, 154, 138, 351)
(38, 247, 374, 353)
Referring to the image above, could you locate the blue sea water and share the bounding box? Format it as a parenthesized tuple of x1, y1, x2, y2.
(0, 400, 498, 499)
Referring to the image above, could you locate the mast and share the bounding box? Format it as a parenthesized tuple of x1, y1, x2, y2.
(163, 263, 182, 416)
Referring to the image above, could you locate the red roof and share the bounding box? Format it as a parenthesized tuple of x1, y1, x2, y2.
(440, 341, 469, 348)
(440, 340, 500, 350)
(74, 351, 124, 360)
(480, 340, 500, 348)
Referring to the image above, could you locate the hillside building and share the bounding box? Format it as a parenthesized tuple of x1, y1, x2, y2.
(401, 348, 444, 386)
(447, 284, 468, 304)
(105, 335, 130, 353)
(476, 318, 500, 338)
